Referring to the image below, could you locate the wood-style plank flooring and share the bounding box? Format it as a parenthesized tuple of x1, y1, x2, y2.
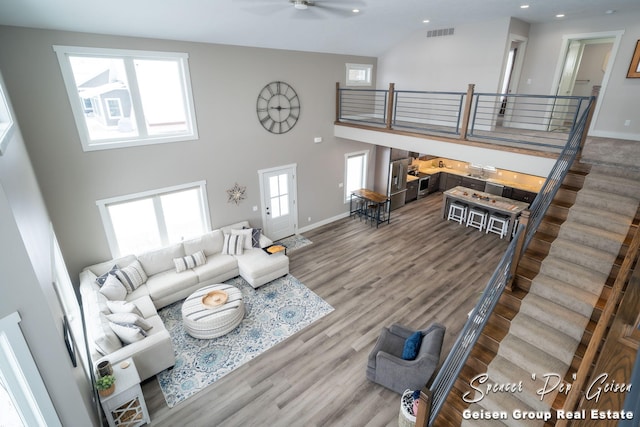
(141, 192, 509, 426)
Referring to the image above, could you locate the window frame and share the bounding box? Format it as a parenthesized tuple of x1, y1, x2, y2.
(0, 71, 15, 156)
(53, 45, 199, 152)
(344, 150, 369, 203)
(96, 181, 211, 258)
(345, 63, 373, 87)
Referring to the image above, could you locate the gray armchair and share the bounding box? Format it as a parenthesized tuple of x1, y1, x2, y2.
(366, 322, 445, 394)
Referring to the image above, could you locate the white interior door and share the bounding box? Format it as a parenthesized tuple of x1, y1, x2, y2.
(259, 164, 297, 240)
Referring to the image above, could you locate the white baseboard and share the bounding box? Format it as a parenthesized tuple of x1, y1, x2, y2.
(296, 211, 350, 235)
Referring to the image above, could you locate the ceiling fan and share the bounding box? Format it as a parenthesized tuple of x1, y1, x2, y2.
(242, 0, 364, 18)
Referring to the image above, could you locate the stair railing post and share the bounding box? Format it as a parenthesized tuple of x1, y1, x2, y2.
(335, 82, 341, 123)
(386, 82, 395, 129)
(414, 387, 432, 427)
(459, 83, 475, 140)
(577, 85, 600, 160)
(507, 209, 530, 292)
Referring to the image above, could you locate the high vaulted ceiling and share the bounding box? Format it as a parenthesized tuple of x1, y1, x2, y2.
(1, 0, 639, 57)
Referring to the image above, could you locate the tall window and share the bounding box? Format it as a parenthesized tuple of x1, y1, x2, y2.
(53, 46, 198, 151)
(97, 182, 211, 257)
(0, 71, 15, 155)
(345, 63, 373, 87)
(345, 151, 369, 202)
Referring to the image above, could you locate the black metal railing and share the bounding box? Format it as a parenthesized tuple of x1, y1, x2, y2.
(426, 97, 594, 425)
(336, 84, 593, 153)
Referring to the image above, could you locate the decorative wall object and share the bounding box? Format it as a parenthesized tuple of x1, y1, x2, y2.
(226, 183, 246, 205)
(63, 315, 77, 367)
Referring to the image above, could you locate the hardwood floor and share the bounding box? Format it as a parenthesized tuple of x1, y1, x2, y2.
(141, 192, 510, 426)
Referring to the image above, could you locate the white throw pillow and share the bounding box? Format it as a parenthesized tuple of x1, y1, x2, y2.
(109, 322, 148, 345)
(114, 260, 148, 294)
(94, 313, 123, 355)
(99, 274, 127, 301)
(222, 233, 243, 255)
(106, 313, 153, 330)
(231, 228, 254, 250)
(173, 250, 207, 273)
(105, 300, 142, 316)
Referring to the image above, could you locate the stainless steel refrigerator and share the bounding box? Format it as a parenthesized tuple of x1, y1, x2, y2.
(388, 158, 409, 211)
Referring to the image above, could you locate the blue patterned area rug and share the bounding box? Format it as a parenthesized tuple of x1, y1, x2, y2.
(275, 234, 312, 252)
(156, 274, 333, 408)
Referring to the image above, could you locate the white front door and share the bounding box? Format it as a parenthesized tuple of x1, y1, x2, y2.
(259, 164, 297, 240)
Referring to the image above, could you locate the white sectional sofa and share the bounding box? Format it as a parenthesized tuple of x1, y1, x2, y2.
(79, 221, 289, 381)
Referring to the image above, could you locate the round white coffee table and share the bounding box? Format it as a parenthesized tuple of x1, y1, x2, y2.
(181, 284, 245, 339)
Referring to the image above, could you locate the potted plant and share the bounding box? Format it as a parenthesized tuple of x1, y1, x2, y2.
(96, 374, 116, 397)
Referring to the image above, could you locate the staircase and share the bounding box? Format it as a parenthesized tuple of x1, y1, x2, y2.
(434, 163, 640, 426)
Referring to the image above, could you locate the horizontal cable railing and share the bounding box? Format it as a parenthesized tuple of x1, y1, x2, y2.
(393, 90, 465, 136)
(338, 88, 388, 126)
(426, 96, 594, 425)
(469, 93, 592, 152)
(336, 83, 593, 153)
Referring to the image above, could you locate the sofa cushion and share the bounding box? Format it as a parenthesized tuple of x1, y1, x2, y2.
(138, 243, 185, 276)
(174, 250, 207, 272)
(88, 255, 138, 277)
(106, 300, 142, 316)
(99, 274, 127, 301)
(222, 233, 244, 255)
(231, 228, 254, 250)
(94, 313, 123, 355)
(146, 268, 199, 302)
(183, 230, 224, 257)
(107, 312, 153, 330)
(109, 322, 148, 344)
(96, 264, 119, 286)
(192, 253, 238, 282)
(114, 260, 148, 293)
(236, 248, 289, 278)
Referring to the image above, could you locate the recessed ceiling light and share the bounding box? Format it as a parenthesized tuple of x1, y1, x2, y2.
(520, 4, 529, 9)
(423, 19, 430, 23)
(605, 9, 616, 14)
(556, 13, 565, 18)
(352, 9, 360, 13)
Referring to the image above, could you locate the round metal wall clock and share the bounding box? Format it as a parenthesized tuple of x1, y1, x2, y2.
(256, 81, 300, 134)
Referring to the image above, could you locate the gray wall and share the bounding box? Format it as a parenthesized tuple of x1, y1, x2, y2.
(0, 25, 376, 281)
(0, 97, 96, 424)
(375, 12, 640, 141)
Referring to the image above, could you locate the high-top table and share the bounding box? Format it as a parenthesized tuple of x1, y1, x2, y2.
(442, 186, 530, 239)
(350, 188, 390, 228)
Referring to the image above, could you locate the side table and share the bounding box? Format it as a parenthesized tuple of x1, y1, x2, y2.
(99, 358, 150, 427)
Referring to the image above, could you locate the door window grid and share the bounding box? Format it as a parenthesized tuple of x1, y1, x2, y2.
(269, 174, 289, 219)
(97, 182, 210, 257)
(53, 45, 198, 151)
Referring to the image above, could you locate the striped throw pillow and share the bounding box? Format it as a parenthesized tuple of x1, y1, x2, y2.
(114, 260, 148, 293)
(174, 250, 207, 273)
(222, 233, 243, 255)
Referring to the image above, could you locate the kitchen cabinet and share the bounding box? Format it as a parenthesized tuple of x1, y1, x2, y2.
(507, 188, 537, 205)
(406, 179, 418, 202)
(461, 176, 485, 191)
(427, 172, 440, 194)
(440, 173, 463, 191)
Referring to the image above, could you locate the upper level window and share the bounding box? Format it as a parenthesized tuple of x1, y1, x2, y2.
(53, 46, 198, 151)
(97, 181, 211, 257)
(344, 150, 369, 202)
(345, 63, 373, 87)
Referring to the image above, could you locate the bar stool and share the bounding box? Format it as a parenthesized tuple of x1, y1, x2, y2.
(512, 217, 520, 238)
(486, 213, 510, 239)
(447, 202, 467, 224)
(466, 208, 488, 231)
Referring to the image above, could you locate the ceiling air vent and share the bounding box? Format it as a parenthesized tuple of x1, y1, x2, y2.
(426, 28, 455, 38)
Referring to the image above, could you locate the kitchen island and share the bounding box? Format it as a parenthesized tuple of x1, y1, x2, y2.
(442, 186, 530, 239)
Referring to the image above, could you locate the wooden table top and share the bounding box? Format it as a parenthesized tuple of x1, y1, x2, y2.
(352, 188, 388, 204)
(445, 186, 529, 214)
